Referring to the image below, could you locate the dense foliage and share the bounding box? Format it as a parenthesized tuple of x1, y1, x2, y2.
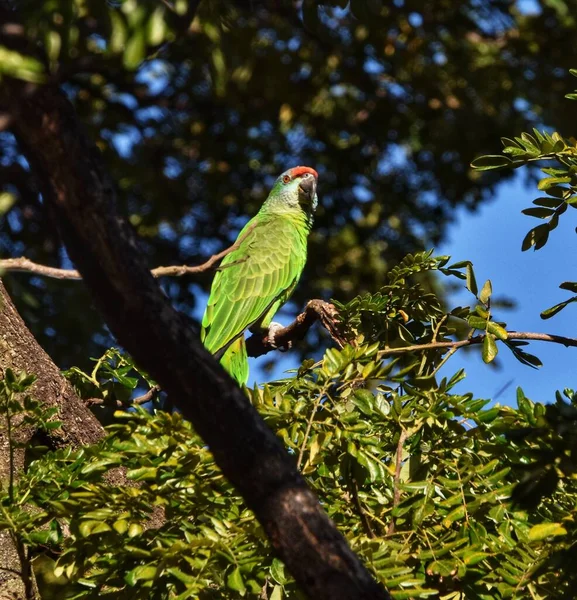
(4, 0, 577, 365)
(2, 246, 577, 599)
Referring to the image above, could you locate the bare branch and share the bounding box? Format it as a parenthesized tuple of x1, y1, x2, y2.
(84, 385, 161, 409)
(0, 225, 256, 281)
(350, 474, 376, 539)
(297, 385, 327, 470)
(0, 257, 82, 280)
(387, 429, 409, 536)
(377, 331, 577, 358)
(246, 299, 348, 358)
(132, 384, 161, 405)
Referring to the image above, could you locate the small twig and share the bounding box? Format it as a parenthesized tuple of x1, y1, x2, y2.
(377, 331, 577, 359)
(297, 386, 328, 470)
(84, 385, 161, 409)
(456, 465, 470, 526)
(0, 224, 257, 281)
(246, 300, 348, 358)
(132, 385, 161, 405)
(387, 429, 409, 536)
(417, 315, 448, 377)
(430, 346, 458, 378)
(350, 475, 376, 539)
(351, 481, 376, 539)
(159, 0, 176, 11)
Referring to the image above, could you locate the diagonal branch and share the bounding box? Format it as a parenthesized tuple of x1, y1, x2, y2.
(0, 224, 256, 281)
(0, 62, 388, 600)
(377, 331, 577, 358)
(387, 429, 408, 536)
(246, 299, 348, 357)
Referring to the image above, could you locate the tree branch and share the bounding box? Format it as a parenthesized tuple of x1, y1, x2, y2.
(0, 225, 256, 281)
(377, 331, 577, 358)
(0, 68, 387, 600)
(84, 385, 161, 409)
(387, 429, 408, 536)
(246, 299, 348, 357)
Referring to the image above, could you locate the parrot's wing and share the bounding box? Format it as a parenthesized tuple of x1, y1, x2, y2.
(201, 216, 305, 355)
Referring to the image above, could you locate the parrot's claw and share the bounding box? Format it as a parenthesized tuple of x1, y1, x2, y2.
(267, 322, 291, 351)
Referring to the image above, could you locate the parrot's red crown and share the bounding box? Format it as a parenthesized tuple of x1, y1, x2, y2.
(289, 166, 318, 179)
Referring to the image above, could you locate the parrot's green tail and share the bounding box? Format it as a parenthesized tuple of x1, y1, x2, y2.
(220, 337, 249, 385)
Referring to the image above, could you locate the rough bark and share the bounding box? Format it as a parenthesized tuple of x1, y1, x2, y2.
(0, 280, 108, 599)
(246, 299, 349, 357)
(0, 62, 389, 600)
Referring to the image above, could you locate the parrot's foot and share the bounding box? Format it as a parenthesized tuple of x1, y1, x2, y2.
(267, 322, 291, 351)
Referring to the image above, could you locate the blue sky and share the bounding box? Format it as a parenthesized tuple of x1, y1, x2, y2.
(250, 173, 577, 407)
(435, 176, 576, 406)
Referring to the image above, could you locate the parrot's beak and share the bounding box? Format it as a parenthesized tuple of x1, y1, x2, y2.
(298, 174, 317, 203)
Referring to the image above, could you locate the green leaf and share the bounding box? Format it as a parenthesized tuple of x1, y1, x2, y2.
(487, 321, 508, 341)
(126, 466, 158, 480)
(482, 334, 498, 364)
(90, 522, 112, 535)
(522, 207, 555, 218)
(520, 131, 539, 151)
(470, 154, 513, 171)
(357, 450, 384, 482)
(443, 505, 466, 526)
(511, 348, 543, 369)
(227, 567, 246, 594)
(270, 586, 283, 600)
(559, 281, 577, 293)
(0, 46, 46, 83)
(123, 29, 147, 70)
(125, 565, 157, 586)
(467, 315, 487, 331)
(516, 387, 532, 418)
(533, 196, 563, 207)
(270, 558, 287, 585)
(388, 589, 438, 599)
(465, 262, 478, 296)
(109, 10, 128, 53)
(128, 523, 143, 538)
(113, 519, 129, 534)
(528, 522, 567, 541)
(521, 224, 549, 251)
(45, 30, 61, 70)
(78, 520, 96, 537)
(537, 176, 571, 190)
(147, 7, 167, 46)
(540, 296, 577, 319)
(352, 389, 374, 415)
(479, 279, 492, 304)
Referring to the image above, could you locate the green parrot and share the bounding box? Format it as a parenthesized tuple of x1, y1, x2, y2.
(201, 166, 319, 385)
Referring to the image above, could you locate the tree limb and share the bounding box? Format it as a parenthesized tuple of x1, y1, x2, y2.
(0, 225, 256, 281)
(84, 384, 161, 409)
(246, 299, 348, 357)
(0, 48, 387, 600)
(377, 331, 577, 358)
(387, 429, 408, 536)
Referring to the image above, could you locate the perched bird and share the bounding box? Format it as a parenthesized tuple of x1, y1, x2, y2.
(201, 166, 319, 385)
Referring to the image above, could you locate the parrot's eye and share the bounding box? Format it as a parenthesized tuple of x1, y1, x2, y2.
(282, 175, 291, 184)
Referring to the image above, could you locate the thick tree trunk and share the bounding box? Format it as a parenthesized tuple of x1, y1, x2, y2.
(0, 279, 106, 599)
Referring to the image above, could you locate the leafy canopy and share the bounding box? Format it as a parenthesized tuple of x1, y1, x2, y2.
(4, 0, 577, 365)
(2, 247, 577, 599)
